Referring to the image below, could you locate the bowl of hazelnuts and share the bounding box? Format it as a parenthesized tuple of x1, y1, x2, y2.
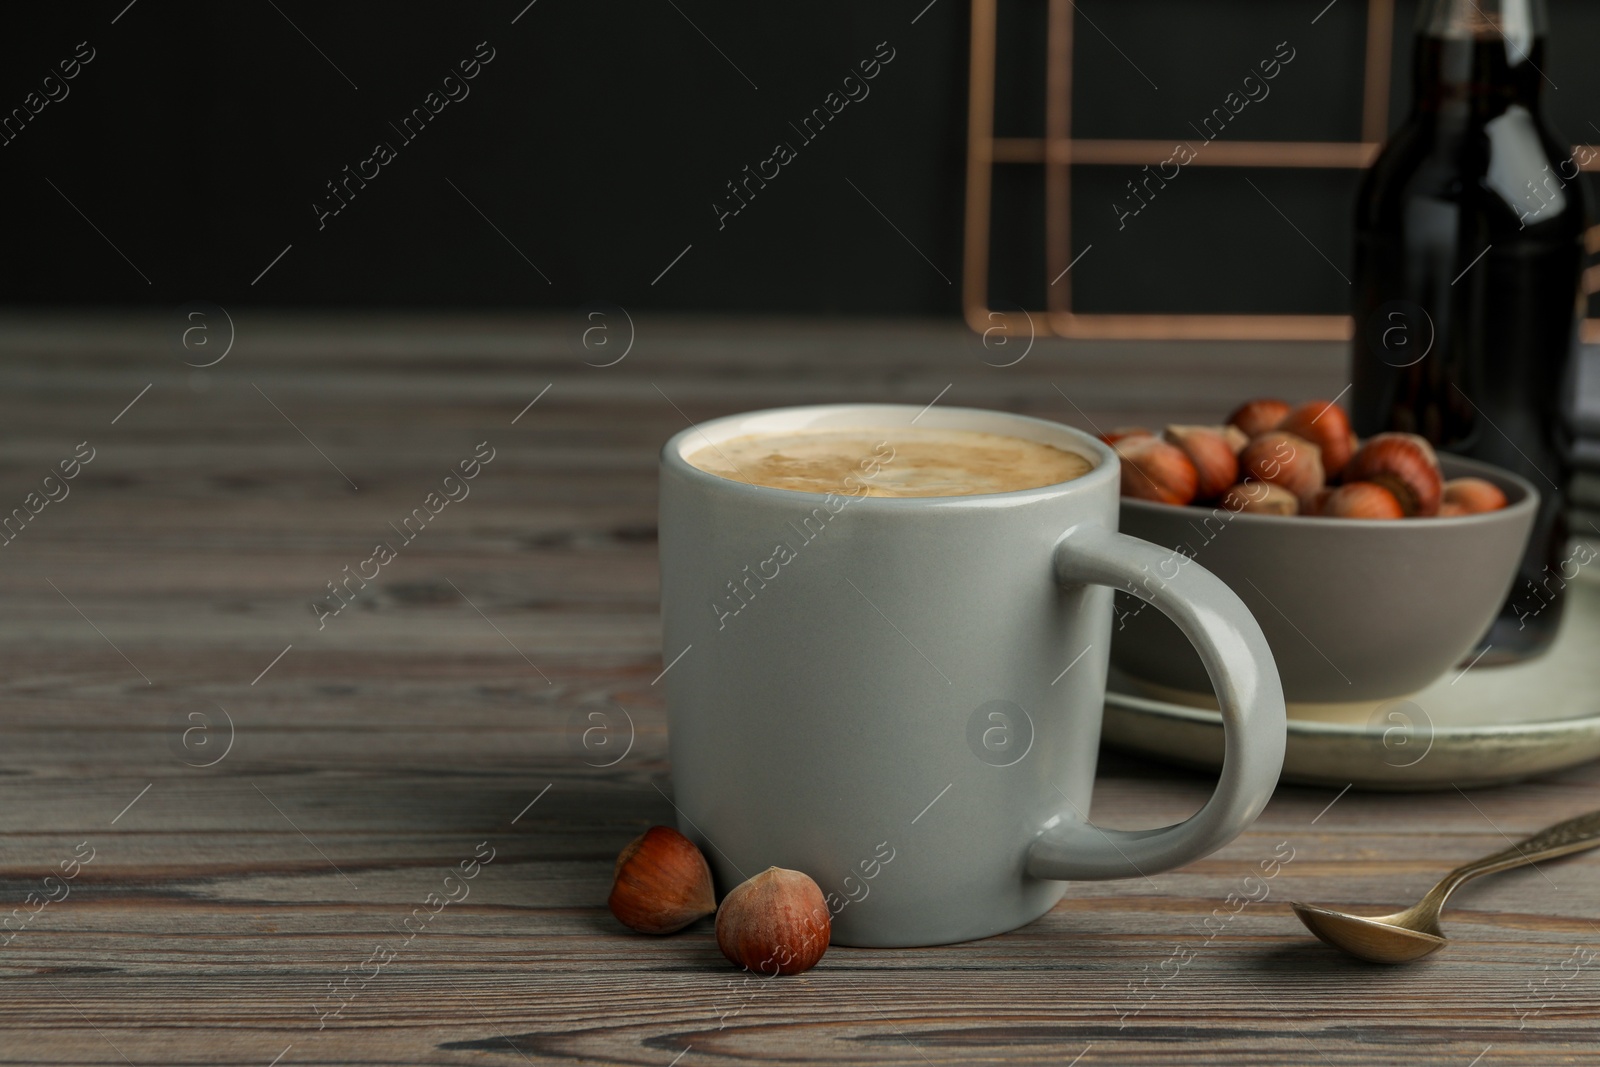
(1108, 397, 1539, 705)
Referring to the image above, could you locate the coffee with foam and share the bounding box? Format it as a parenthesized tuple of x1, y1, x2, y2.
(685, 427, 1094, 497)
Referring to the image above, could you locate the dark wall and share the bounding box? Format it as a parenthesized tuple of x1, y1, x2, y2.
(3, 1, 1596, 316)
(1, 1, 968, 314)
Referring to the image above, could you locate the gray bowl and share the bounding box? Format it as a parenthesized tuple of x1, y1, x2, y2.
(1111, 455, 1539, 704)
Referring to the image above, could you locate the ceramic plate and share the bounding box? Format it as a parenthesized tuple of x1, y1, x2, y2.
(1102, 562, 1600, 791)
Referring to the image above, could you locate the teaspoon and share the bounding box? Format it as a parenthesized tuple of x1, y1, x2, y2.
(1292, 806, 1600, 964)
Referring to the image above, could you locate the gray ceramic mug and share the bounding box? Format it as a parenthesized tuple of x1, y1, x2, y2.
(659, 404, 1286, 947)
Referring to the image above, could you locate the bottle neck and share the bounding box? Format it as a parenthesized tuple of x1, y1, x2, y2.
(1412, 0, 1548, 111)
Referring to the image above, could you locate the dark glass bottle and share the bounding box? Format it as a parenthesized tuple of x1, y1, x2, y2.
(1350, 0, 1587, 663)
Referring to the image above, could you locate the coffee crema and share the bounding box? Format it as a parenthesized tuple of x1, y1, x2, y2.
(685, 427, 1095, 497)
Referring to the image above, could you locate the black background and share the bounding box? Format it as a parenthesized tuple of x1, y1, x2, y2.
(3, 1, 1596, 316)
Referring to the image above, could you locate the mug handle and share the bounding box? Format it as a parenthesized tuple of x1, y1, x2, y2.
(1026, 523, 1287, 881)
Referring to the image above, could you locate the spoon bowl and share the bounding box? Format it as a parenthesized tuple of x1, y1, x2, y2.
(1292, 807, 1600, 964)
(1289, 902, 1447, 964)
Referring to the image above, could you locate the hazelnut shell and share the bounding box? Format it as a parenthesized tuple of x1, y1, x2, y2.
(1164, 426, 1240, 503)
(1116, 436, 1198, 506)
(1276, 400, 1356, 477)
(1320, 481, 1405, 520)
(1442, 477, 1508, 514)
(1344, 433, 1442, 516)
(608, 826, 716, 935)
(1221, 481, 1298, 515)
(1227, 398, 1291, 439)
(1239, 431, 1325, 506)
(715, 866, 830, 976)
(1101, 427, 1153, 446)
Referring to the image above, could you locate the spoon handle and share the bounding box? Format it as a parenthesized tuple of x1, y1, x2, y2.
(1442, 807, 1600, 889)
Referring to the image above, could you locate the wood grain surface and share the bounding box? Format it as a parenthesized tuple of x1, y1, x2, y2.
(0, 314, 1596, 1065)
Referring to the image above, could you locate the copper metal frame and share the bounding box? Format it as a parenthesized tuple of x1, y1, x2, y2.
(962, 0, 1600, 342)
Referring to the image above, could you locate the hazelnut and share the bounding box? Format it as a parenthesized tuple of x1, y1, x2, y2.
(1320, 481, 1404, 520)
(1163, 426, 1240, 502)
(1220, 424, 1250, 454)
(1221, 481, 1298, 515)
(1101, 427, 1153, 445)
(1227, 398, 1291, 439)
(1276, 400, 1356, 477)
(1239, 431, 1325, 507)
(1438, 502, 1470, 517)
(1442, 477, 1508, 514)
(1344, 433, 1442, 516)
(1116, 437, 1198, 506)
(607, 826, 716, 935)
(715, 867, 830, 976)
(1304, 487, 1334, 517)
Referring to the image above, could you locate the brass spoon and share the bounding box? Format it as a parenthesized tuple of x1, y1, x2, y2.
(1292, 807, 1600, 964)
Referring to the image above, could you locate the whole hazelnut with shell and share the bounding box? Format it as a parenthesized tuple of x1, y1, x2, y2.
(1442, 477, 1508, 515)
(715, 867, 831, 976)
(1163, 425, 1239, 502)
(1239, 431, 1325, 507)
(1116, 436, 1198, 506)
(1101, 427, 1153, 446)
(1276, 400, 1356, 478)
(1344, 433, 1442, 517)
(607, 826, 716, 935)
(1320, 481, 1405, 520)
(1227, 398, 1292, 439)
(1221, 481, 1298, 515)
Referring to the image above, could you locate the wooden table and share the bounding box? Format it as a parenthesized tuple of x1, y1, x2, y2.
(2, 315, 1595, 1065)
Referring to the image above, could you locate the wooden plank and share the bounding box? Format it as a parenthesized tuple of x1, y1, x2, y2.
(0, 316, 1594, 1065)
(991, 138, 1384, 169)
